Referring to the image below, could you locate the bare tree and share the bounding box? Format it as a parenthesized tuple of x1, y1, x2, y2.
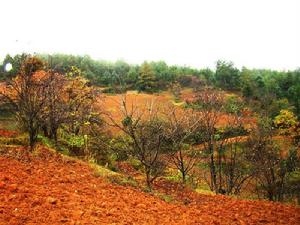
(216, 115, 253, 195)
(164, 106, 202, 184)
(194, 91, 253, 194)
(192, 87, 225, 192)
(245, 117, 300, 201)
(40, 70, 67, 144)
(0, 56, 48, 150)
(106, 95, 169, 190)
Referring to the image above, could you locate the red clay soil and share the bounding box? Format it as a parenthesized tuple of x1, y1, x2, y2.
(0, 148, 300, 225)
(0, 130, 18, 138)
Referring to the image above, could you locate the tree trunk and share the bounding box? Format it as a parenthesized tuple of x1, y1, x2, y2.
(42, 125, 49, 138)
(50, 126, 58, 146)
(29, 129, 37, 152)
(179, 152, 187, 184)
(182, 170, 186, 184)
(145, 167, 152, 191)
(210, 153, 217, 192)
(218, 146, 223, 193)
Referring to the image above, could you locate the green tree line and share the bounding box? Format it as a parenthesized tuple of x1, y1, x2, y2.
(1, 54, 299, 116)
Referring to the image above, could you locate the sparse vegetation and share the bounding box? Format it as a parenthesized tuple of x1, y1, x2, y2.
(1, 55, 299, 201)
(0, 53, 299, 225)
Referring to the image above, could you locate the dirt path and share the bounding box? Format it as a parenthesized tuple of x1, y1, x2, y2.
(0, 148, 299, 225)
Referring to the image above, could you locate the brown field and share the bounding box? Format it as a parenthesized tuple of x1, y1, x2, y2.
(97, 89, 256, 134)
(1, 146, 299, 225)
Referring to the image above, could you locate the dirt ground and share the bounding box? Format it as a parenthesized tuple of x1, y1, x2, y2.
(98, 90, 255, 134)
(0, 147, 299, 225)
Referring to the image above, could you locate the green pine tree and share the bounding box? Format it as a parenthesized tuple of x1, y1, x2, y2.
(137, 62, 157, 93)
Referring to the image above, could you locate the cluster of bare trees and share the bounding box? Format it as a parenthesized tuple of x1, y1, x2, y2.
(0, 56, 100, 152)
(189, 89, 254, 194)
(106, 95, 203, 189)
(105, 88, 252, 191)
(106, 87, 299, 201)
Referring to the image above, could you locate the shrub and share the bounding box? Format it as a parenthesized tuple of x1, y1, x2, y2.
(0, 135, 28, 146)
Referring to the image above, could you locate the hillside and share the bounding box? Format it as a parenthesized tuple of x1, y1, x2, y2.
(98, 89, 255, 130)
(0, 146, 299, 225)
(0, 60, 299, 224)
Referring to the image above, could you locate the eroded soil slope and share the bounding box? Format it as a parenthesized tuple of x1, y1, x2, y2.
(0, 148, 299, 225)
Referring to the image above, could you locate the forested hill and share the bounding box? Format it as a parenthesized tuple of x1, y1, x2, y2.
(1, 53, 300, 117)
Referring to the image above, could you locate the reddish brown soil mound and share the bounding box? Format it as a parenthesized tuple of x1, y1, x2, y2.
(0, 129, 18, 138)
(0, 148, 299, 225)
